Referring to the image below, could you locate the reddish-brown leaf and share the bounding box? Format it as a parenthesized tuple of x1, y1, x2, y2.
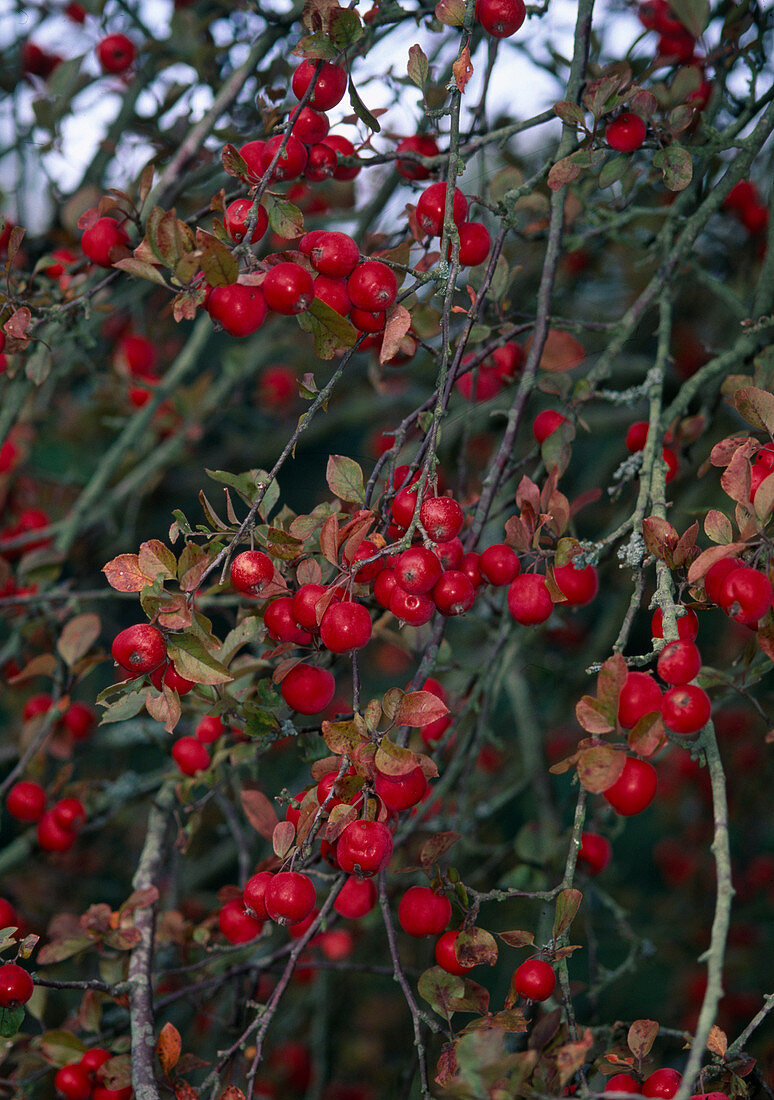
(157, 1021, 181, 1076)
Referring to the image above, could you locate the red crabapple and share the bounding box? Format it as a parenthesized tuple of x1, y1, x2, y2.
(475, 0, 526, 37)
(336, 820, 393, 876)
(605, 113, 647, 152)
(398, 886, 451, 936)
(280, 664, 336, 715)
(507, 574, 553, 625)
(112, 624, 166, 675)
(603, 757, 657, 816)
(512, 958, 556, 1001)
(230, 550, 274, 595)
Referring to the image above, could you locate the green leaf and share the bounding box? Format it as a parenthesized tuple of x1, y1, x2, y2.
(598, 155, 628, 189)
(263, 194, 304, 240)
(221, 143, 250, 180)
(418, 966, 465, 1020)
(329, 7, 363, 49)
(57, 613, 101, 667)
(553, 887, 583, 939)
(434, 0, 465, 25)
(298, 298, 358, 360)
(197, 229, 238, 287)
(407, 44, 429, 88)
(166, 635, 233, 685)
(667, 0, 710, 36)
(348, 77, 381, 133)
(266, 526, 304, 561)
(206, 467, 263, 507)
(113, 257, 168, 286)
(326, 455, 365, 504)
(0, 1005, 25, 1038)
(99, 690, 148, 724)
(652, 143, 692, 191)
(553, 100, 586, 128)
(374, 737, 418, 776)
(294, 33, 338, 60)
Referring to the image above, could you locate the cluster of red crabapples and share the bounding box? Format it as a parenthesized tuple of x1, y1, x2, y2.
(52, 1050, 130, 1100)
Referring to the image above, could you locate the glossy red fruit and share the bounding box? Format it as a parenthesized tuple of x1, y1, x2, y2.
(225, 198, 268, 244)
(533, 409, 568, 443)
(337, 820, 393, 876)
(719, 566, 772, 625)
(7, 780, 46, 823)
(479, 544, 520, 586)
(260, 134, 309, 182)
(577, 832, 612, 876)
(53, 797, 86, 831)
(172, 737, 210, 776)
(334, 876, 378, 918)
(398, 886, 451, 936)
(313, 275, 351, 315)
(230, 550, 274, 595)
(81, 217, 129, 268)
(304, 142, 338, 182)
(391, 484, 422, 529)
(347, 261, 398, 312)
(0, 962, 34, 1006)
(345, 538, 383, 582)
(419, 497, 464, 542)
(291, 60, 347, 111)
(657, 29, 695, 63)
(218, 899, 263, 944)
(238, 139, 267, 179)
(432, 571, 476, 616)
(37, 810, 77, 852)
(476, 0, 526, 37)
(263, 262, 315, 315)
(319, 601, 372, 653)
(0, 899, 18, 930)
(21, 41, 62, 78)
(395, 546, 443, 594)
(651, 605, 699, 641)
(265, 871, 316, 925)
(96, 33, 135, 74)
(290, 105, 330, 144)
(396, 135, 440, 180)
(656, 640, 701, 685)
(507, 574, 553, 625)
(704, 558, 741, 605)
(389, 585, 435, 625)
(606, 113, 647, 152)
(54, 1064, 92, 1100)
(61, 700, 93, 743)
(264, 597, 311, 644)
(304, 230, 360, 278)
(207, 284, 267, 337)
(374, 567, 398, 609)
(195, 716, 224, 743)
(434, 538, 464, 570)
(415, 183, 468, 237)
(642, 1069, 682, 1099)
(150, 660, 196, 694)
(323, 134, 361, 179)
(553, 560, 599, 606)
(618, 671, 662, 728)
(112, 624, 166, 674)
(662, 684, 711, 735)
(435, 929, 475, 975)
(78, 1048, 112, 1079)
(92, 1088, 133, 1100)
(605, 1074, 642, 1094)
(457, 221, 492, 266)
(603, 757, 657, 815)
(512, 958, 556, 1001)
(374, 765, 427, 811)
(243, 871, 274, 920)
(280, 664, 336, 715)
